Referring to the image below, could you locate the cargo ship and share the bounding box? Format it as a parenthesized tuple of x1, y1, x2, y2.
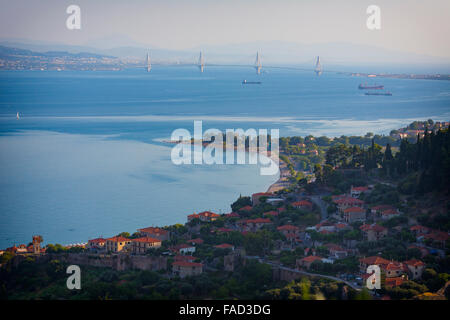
(242, 80, 261, 84)
(358, 84, 384, 90)
(364, 91, 392, 96)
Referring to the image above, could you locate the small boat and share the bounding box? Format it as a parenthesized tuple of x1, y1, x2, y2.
(364, 91, 392, 96)
(16, 112, 20, 120)
(242, 80, 262, 85)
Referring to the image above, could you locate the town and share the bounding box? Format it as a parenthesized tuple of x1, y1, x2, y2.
(1, 120, 449, 300)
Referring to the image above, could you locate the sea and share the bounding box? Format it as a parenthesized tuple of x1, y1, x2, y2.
(0, 66, 449, 248)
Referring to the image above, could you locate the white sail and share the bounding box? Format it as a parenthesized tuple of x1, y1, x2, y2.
(255, 51, 262, 75)
(146, 53, 151, 72)
(198, 51, 204, 72)
(16, 112, 20, 120)
(314, 56, 322, 76)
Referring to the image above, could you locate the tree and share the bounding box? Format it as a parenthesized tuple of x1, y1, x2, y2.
(231, 195, 252, 212)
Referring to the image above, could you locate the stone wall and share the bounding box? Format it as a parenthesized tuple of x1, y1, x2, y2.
(12, 253, 167, 272)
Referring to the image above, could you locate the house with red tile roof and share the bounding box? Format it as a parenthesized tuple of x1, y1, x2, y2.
(174, 255, 196, 262)
(263, 210, 279, 217)
(186, 238, 204, 245)
(216, 227, 233, 233)
(331, 194, 347, 202)
(343, 206, 366, 223)
(187, 211, 220, 222)
(138, 227, 170, 241)
(379, 208, 401, 220)
(170, 243, 196, 255)
(239, 218, 272, 232)
(87, 238, 106, 250)
(359, 256, 390, 273)
(172, 261, 203, 278)
(292, 200, 313, 211)
(423, 231, 449, 248)
(277, 225, 300, 242)
(238, 205, 253, 212)
(410, 225, 431, 235)
(224, 212, 240, 218)
(325, 243, 348, 258)
(252, 192, 273, 206)
(296, 255, 323, 270)
(360, 224, 388, 241)
(334, 222, 351, 231)
(214, 243, 235, 250)
(385, 276, 406, 288)
(371, 204, 395, 215)
(350, 185, 370, 198)
(404, 259, 426, 280)
(384, 261, 408, 278)
(334, 197, 364, 212)
(314, 220, 336, 233)
(105, 236, 131, 253)
(131, 237, 162, 254)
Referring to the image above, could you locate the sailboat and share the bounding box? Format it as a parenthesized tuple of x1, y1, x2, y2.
(198, 51, 205, 73)
(16, 112, 20, 120)
(314, 56, 322, 76)
(146, 53, 151, 72)
(255, 51, 262, 75)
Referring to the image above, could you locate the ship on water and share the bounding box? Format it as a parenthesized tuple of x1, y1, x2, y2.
(242, 80, 262, 85)
(16, 112, 20, 120)
(358, 83, 384, 89)
(365, 91, 392, 96)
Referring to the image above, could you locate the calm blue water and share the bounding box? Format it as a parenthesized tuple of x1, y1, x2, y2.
(0, 66, 449, 247)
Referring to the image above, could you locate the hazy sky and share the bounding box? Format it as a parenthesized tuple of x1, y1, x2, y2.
(1, 0, 449, 58)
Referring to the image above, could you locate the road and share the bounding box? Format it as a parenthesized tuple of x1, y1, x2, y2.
(247, 256, 362, 291)
(310, 195, 328, 221)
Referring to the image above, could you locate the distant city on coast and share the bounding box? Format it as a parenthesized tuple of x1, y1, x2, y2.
(0, 0, 449, 311)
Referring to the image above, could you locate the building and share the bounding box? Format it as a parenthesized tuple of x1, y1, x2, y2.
(170, 244, 196, 255)
(385, 276, 406, 288)
(105, 236, 131, 253)
(384, 261, 408, 278)
(138, 227, 170, 241)
(263, 210, 279, 217)
(380, 208, 401, 220)
(350, 186, 369, 198)
(334, 197, 365, 212)
(186, 238, 204, 245)
(252, 192, 273, 206)
(172, 261, 203, 278)
(131, 237, 162, 254)
(174, 255, 196, 262)
(239, 218, 272, 232)
(214, 243, 235, 251)
(325, 243, 348, 259)
(360, 224, 388, 241)
(404, 259, 426, 280)
(296, 256, 323, 270)
(87, 238, 106, 251)
(187, 211, 220, 222)
(292, 200, 313, 211)
(277, 225, 300, 238)
(32, 235, 43, 254)
(371, 204, 395, 215)
(359, 256, 390, 273)
(343, 207, 366, 223)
